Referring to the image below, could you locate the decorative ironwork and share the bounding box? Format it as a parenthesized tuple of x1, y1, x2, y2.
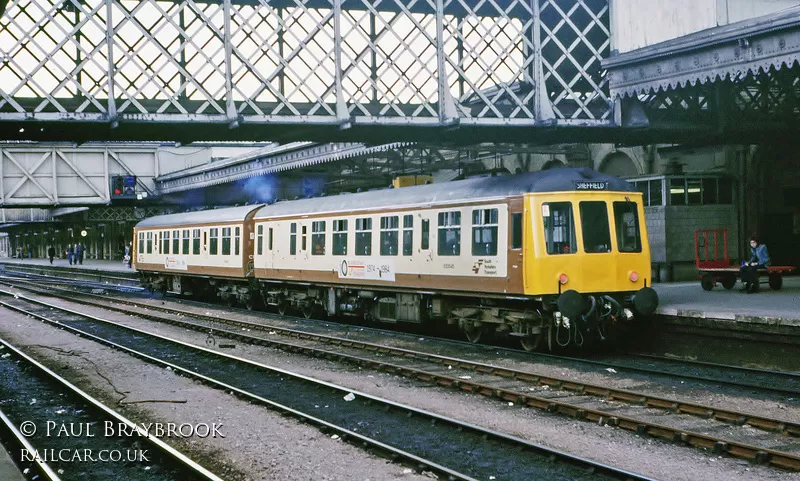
(0, 0, 612, 135)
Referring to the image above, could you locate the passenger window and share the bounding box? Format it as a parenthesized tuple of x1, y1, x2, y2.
(162, 231, 170, 254)
(471, 208, 498, 256)
(182, 229, 189, 255)
(614, 201, 642, 252)
(312, 221, 326, 255)
(421, 218, 430, 250)
(235, 227, 240, 256)
(139, 232, 145, 254)
(192, 229, 200, 255)
(146, 232, 152, 254)
(437, 211, 461, 256)
(222, 227, 231, 255)
(172, 230, 180, 254)
(333, 220, 347, 255)
(380, 216, 399, 256)
(579, 201, 611, 253)
(268, 227, 273, 251)
(210, 228, 219, 255)
(542, 202, 576, 255)
(511, 213, 522, 249)
(402, 215, 413, 256)
(355, 218, 372, 256)
(257, 225, 264, 255)
(301, 225, 307, 252)
(290, 223, 297, 255)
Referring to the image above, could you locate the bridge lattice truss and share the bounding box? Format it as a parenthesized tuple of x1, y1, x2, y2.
(0, 0, 611, 132)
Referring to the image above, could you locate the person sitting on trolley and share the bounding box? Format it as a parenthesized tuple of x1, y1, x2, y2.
(740, 236, 770, 293)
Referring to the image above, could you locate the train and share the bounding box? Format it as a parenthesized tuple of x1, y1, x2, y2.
(134, 168, 658, 350)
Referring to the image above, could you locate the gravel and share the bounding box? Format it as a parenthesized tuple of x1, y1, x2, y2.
(1, 293, 799, 481)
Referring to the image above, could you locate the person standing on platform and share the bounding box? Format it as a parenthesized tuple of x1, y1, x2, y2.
(47, 245, 55, 264)
(740, 236, 771, 293)
(27, 244, 32, 259)
(67, 244, 74, 265)
(76, 243, 83, 265)
(124, 242, 132, 268)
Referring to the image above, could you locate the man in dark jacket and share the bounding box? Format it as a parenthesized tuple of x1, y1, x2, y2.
(740, 236, 770, 293)
(47, 245, 55, 264)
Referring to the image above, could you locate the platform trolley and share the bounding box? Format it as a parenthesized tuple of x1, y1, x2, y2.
(695, 228, 795, 291)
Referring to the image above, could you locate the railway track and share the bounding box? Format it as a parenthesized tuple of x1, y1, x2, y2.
(0, 289, 655, 481)
(4, 284, 800, 473)
(2, 274, 798, 398)
(0, 336, 224, 481)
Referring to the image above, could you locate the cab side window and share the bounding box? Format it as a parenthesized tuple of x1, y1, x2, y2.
(542, 202, 576, 255)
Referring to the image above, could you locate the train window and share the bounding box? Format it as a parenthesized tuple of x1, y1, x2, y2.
(421, 219, 430, 250)
(579, 202, 611, 253)
(403, 215, 413, 256)
(138, 232, 145, 254)
(182, 230, 189, 255)
(162, 231, 170, 254)
(257, 225, 263, 255)
(355, 218, 372, 256)
(235, 227, 240, 256)
(301, 225, 307, 252)
(511, 213, 522, 249)
(210, 228, 219, 255)
(146, 232, 152, 254)
(437, 211, 461, 256)
(222, 227, 231, 255)
(333, 220, 347, 255)
(312, 221, 326, 255)
(192, 229, 200, 255)
(472, 208, 498, 256)
(542, 202, 576, 255)
(290, 223, 297, 255)
(380, 216, 399, 256)
(172, 230, 180, 254)
(613, 202, 642, 252)
(268, 227, 274, 251)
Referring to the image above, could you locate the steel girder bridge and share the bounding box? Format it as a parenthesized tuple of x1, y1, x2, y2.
(0, 0, 615, 144)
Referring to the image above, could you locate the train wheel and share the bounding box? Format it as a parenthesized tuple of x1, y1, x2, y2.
(769, 274, 783, 290)
(520, 334, 541, 352)
(700, 274, 714, 291)
(301, 304, 314, 319)
(277, 303, 288, 315)
(721, 276, 736, 290)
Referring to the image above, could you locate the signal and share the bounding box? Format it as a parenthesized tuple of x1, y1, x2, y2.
(110, 175, 136, 199)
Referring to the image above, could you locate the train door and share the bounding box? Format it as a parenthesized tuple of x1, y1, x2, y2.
(300, 222, 309, 260)
(420, 215, 432, 264)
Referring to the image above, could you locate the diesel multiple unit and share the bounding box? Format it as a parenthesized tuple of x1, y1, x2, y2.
(134, 168, 658, 350)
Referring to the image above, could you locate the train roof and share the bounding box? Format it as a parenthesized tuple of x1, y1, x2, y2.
(135, 204, 264, 229)
(254, 168, 634, 219)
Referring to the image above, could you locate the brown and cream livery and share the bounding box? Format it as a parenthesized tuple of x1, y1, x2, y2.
(135, 168, 658, 350)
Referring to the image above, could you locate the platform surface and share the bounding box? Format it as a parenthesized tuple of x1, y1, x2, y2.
(0, 446, 24, 481)
(0, 257, 135, 274)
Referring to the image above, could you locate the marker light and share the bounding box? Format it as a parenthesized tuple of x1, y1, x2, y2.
(559, 273, 569, 284)
(629, 271, 639, 282)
